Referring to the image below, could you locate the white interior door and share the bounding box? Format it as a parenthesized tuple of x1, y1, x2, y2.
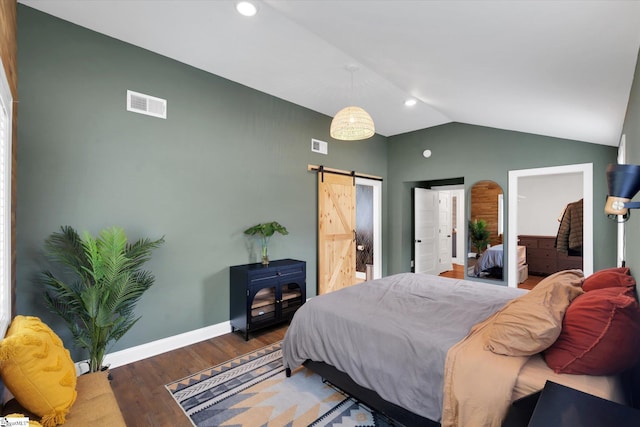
(414, 188, 438, 275)
(438, 191, 453, 274)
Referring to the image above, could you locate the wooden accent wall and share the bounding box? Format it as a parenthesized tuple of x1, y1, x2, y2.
(470, 180, 503, 247)
(0, 0, 18, 317)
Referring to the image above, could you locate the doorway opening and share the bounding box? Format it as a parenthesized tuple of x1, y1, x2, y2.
(507, 163, 593, 287)
(355, 177, 382, 282)
(411, 178, 464, 276)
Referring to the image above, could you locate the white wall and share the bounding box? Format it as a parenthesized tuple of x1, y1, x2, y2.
(517, 173, 583, 236)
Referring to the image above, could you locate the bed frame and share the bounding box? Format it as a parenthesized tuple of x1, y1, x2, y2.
(287, 360, 439, 426)
(287, 359, 640, 427)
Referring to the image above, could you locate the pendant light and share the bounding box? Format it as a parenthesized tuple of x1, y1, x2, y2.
(330, 66, 375, 141)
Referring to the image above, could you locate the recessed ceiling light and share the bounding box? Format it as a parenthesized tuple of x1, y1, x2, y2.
(236, 1, 258, 17)
(404, 99, 417, 107)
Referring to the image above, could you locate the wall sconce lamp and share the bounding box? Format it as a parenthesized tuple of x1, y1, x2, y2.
(605, 163, 640, 220)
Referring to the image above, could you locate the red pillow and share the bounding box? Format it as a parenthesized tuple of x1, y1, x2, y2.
(582, 268, 635, 292)
(599, 267, 631, 275)
(543, 286, 640, 375)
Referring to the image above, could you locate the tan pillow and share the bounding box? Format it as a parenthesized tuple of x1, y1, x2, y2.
(483, 270, 584, 356)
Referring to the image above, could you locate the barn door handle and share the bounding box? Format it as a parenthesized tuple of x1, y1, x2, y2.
(415, 239, 422, 243)
(353, 230, 356, 242)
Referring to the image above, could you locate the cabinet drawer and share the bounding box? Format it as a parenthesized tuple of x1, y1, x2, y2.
(248, 269, 279, 283)
(276, 264, 305, 278)
(557, 255, 583, 271)
(528, 248, 555, 259)
(518, 238, 538, 249)
(247, 265, 305, 286)
(538, 238, 556, 249)
(528, 257, 558, 275)
(518, 236, 556, 250)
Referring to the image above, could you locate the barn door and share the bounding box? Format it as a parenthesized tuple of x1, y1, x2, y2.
(318, 172, 356, 295)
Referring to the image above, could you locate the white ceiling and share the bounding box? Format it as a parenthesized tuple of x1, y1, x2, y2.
(18, 0, 640, 146)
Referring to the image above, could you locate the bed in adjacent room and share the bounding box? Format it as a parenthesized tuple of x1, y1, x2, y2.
(473, 244, 527, 280)
(282, 270, 636, 426)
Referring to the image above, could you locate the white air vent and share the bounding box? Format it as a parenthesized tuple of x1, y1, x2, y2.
(127, 90, 167, 119)
(311, 138, 328, 155)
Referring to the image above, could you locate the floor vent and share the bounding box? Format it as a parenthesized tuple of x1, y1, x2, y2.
(127, 90, 167, 119)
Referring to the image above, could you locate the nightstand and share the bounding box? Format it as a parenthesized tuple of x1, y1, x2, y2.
(503, 380, 640, 427)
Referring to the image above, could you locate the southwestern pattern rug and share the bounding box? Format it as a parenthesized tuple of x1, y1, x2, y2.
(166, 341, 396, 426)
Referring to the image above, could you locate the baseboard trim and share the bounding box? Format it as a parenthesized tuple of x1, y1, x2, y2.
(102, 321, 232, 369)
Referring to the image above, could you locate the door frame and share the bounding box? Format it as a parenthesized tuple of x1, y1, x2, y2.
(507, 163, 593, 287)
(432, 185, 465, 266)
(355, 177, 382, 280)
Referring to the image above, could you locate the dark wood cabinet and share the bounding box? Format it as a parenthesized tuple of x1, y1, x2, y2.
(230, 259, 306, 340)
(518, 235, 582, 276)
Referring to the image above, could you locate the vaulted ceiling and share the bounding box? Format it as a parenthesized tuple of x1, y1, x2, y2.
(19, 0, 640, 146)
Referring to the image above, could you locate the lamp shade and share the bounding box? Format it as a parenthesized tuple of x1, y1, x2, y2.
(605, 163, 640, 215)
(607, 164, 640, 199)
(330, 106, 375, 141)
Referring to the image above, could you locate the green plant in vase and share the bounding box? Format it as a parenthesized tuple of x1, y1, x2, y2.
(468, 218, 490, 256)
(39, 225, 164, 372)
(244, 221, 288, 265)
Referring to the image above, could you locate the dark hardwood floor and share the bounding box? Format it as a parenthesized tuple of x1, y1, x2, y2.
(439, 263, 545, 290)
(109, 325, 287, 426)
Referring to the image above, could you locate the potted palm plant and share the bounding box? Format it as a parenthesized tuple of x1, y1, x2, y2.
(39, 225, 164, 373)
(244, 221, 288, 265)
(469, 218, 490, 256)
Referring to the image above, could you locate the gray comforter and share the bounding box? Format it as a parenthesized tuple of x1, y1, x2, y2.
(282, 273, 525, 421)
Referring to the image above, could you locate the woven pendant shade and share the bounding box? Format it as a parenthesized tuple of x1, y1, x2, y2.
(330, 106, 375, 141)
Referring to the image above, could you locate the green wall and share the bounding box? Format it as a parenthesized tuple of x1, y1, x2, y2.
(386, 123, 618, 279)
(16, 6, 388, 356)
(622, 48, 640, 296)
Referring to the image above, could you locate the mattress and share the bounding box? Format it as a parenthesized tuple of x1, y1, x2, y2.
(512, 354, 624, 404)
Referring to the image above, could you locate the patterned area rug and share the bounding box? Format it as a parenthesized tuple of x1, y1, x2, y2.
(166, 341, 396, 426)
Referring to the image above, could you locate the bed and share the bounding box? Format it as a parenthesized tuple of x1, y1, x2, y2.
(473, 244, 527, 280)
(282, 271, 631, 426)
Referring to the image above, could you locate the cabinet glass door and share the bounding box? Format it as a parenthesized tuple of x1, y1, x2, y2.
(281, 282, 303, 317)
(250, 286, 276, 323)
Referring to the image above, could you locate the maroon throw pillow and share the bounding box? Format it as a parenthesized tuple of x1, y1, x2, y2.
(582, 268, 635, 292)
(543, 286, 640, 375)
(598, 267, 631, 275)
